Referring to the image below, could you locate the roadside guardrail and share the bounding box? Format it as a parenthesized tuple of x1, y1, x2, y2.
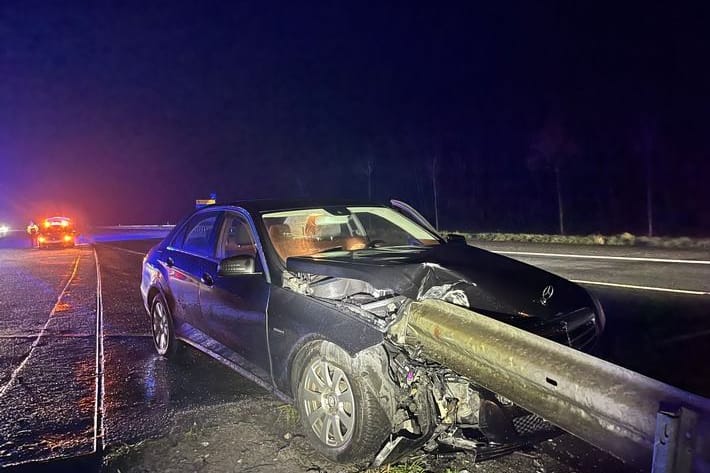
(94, 225, 176, 230)
(391, 299, 710, 472)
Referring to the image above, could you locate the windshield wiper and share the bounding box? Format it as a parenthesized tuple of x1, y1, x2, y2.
(313, 246, 344, 254)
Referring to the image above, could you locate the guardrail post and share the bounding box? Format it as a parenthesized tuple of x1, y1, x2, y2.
(652, 404, 697, 473)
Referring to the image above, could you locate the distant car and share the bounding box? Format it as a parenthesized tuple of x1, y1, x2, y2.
(0, 224, 8, 238)
(140, 200, 605, 465)
(38, 217, 76, 248)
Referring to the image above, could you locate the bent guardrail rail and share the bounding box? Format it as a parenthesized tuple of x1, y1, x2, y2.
(390, 299, 710, 472)
(94, 225, 176, 230)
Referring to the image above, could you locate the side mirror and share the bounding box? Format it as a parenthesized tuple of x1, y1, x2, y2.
(218, 255, 256, 276)
(446, 233, 467, 244)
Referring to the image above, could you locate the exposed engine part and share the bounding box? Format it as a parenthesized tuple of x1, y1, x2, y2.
(437, 430, 486, 451)
(282, 271, 320, 294)
(443, 381, 481, 424)
(283, 271, 394, 303)
(377, 342, 498, 463)
(283, 271, 407, 330)
(357, 295, 406, 318)
(309, 276, 393, 300)
(419, 283, 470, 308)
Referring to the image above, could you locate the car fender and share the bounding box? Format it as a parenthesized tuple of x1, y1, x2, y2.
(267, 286, 385, 393)
(143, 260, 175, 317)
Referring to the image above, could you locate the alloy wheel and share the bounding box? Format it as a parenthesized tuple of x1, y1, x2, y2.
(151, 299, 170, 354)
(299, 359, 355, 448)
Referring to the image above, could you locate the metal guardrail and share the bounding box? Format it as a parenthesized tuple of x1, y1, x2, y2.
(391, 299, 710, 472)
(94, 225, 176, 230)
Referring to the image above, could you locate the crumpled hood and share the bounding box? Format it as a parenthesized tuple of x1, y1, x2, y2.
(286, 243, 594, 323)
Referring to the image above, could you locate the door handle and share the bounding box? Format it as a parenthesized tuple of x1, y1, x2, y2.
(166, 257, 174, 267)
(201, 272, 214, 286)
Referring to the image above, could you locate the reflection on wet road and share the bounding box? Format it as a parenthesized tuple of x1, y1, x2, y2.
(0, 247, 97, 466)
(96, 242, 266, 451)
(0, 239, 264, 468)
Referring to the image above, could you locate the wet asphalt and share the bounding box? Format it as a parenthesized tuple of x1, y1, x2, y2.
(0, 241, 97, 467)
(0, 233, 264, 471)
(475, 241, 710, 396)
(0, 231, 708, 471)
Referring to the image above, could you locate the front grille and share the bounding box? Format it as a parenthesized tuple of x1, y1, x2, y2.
(568, 320, 597, 348)
(512, 414, 555, 436)
(540, 307, 598, 350)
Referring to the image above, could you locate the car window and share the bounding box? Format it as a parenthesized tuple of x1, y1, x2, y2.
(218, 213, 257, 259)
(169, 222, 189, 248)
(181, 213, 219, 257)
(262, 206, 439, 261)
(359, 213, 413, 245)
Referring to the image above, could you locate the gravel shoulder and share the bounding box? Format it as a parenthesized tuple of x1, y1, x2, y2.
(101, 383, 632, 473)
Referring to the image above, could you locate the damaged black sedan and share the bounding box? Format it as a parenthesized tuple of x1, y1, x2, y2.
(140, 200, 605, 465)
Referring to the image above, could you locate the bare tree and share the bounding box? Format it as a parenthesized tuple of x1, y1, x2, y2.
(528, 114, 578, 235)
(367, 156, 374, 201)
(635, 116, 657, 237)
(432, 154, 439, 230)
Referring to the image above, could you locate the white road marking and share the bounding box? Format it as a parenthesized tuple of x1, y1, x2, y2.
(0, 255, 82, 398)
(102, 332, 152, 338)
(93, 247, 106, 452)
(496, 250, 710, 265)
(572, 279, 710, 296)
(0, 333, 95, 338)
(659, 329, 710, 345)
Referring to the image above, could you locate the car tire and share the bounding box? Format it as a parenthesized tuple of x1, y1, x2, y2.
(292, 341, 390, 464)
(150, 293, 178, 358)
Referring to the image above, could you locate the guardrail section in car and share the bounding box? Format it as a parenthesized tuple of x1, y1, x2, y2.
(390, 299, 710, 472)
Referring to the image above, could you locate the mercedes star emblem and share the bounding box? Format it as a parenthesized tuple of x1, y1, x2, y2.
(540, 285, 555, 306)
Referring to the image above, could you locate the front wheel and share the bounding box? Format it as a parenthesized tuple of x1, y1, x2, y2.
(150, 294, 178, 357)
(292, 342, 390, 464)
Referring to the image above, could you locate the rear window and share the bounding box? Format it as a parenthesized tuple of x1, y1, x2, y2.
(171, 212, 219, 257)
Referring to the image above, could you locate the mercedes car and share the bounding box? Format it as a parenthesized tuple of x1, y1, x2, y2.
(140, 200, 605, 465)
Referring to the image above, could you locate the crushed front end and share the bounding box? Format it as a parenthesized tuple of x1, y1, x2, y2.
(281, 266, 570, 465)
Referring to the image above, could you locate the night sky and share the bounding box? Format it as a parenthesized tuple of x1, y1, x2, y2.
(1, 2, 709, 235)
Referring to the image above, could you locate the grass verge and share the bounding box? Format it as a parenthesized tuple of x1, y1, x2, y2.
(447, 231, 710, 249)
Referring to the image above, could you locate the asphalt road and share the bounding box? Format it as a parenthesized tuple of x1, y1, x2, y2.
(475, 241, 710, 396)
(0, 231, 708, 471)
(0, 234, 264, 470)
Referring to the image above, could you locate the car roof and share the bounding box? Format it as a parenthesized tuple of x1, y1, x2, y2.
(220, 199, 389, 214)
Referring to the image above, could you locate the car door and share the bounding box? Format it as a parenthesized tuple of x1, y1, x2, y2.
(199, 210, 271, 381)
(163, 211, 220, 334)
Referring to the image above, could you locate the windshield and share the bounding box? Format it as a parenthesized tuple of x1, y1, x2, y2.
(42, 218, 73, 233)
(262, 206, 440, 261)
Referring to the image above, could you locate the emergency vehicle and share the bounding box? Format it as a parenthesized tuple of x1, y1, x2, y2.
(37, 217, 76, 248)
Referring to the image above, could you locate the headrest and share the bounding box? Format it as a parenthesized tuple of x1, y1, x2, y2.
(268, 224, 291, 240)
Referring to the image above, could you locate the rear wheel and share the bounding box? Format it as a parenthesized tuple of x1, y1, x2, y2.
(150, 294, 178, 357)
(292, 342, 390, 464)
